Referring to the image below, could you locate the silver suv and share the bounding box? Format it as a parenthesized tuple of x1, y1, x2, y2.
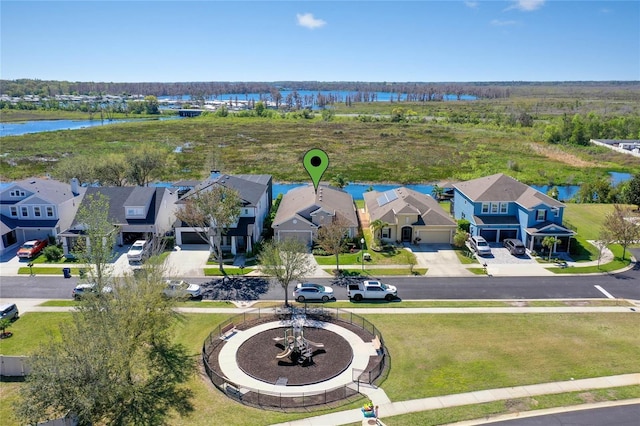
(470, 236, 492, 257)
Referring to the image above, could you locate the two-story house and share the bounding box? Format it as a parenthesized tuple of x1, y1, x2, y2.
(175, 173, 272, 255)
(453, 173, 576, 252)
(0, 178, 85, 256)
(363, 187, 457, 244)
(59, 186, 179, 255)
(272, 184, 358, 247)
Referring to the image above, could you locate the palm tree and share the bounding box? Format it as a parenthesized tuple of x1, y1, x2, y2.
(330, 174, 348, 189)
(432, 184, 444, 201)
(370, 219, 388, 240)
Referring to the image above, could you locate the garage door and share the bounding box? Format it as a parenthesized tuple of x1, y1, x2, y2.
(180, 231, 208, 245)
(498, 229, 518, 241)
(278, 231, 313, 247)
(479, 229, 498, 242)
(417, 230, 451, 244)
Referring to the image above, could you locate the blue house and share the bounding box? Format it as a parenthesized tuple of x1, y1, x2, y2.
(452, 173, 575, 253)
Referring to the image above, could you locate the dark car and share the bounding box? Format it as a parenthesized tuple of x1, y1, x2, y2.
(503, 238, 526, 255)
(0, 303, 19, 321)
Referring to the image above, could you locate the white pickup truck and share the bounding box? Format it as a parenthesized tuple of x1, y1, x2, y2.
(347, 280, 398, 302)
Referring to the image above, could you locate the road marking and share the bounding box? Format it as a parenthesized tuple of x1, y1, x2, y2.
(594, 285, 615, 299)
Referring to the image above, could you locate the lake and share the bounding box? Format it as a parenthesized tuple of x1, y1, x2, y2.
(0, 116, 180, 137)
(271, 172, 632, 202)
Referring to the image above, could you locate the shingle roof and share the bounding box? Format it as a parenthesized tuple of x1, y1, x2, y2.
(453, 173, 565, 209)
(179, 174, 271, 207)
(273, 184, 358, 227)
(364, 187, 456, 226)
(1, 178, 84, 205)
(72, 186, 170, 226)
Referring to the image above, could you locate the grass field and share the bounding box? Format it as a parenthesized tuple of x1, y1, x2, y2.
(2, 104, 638, 184)
(1, 311, 638, 425)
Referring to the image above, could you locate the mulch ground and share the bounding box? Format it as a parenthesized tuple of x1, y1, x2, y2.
(237, 327, 353, 385)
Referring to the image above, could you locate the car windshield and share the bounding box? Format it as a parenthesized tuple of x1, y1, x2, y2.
(477, 240, 488, 246)
(380, 283, 388, 290)
(22, 243, 35, 249)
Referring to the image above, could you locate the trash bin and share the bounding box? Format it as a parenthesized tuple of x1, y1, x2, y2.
(62, 267, 71, 279)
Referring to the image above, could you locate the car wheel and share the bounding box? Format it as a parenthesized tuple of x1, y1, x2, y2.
(353, 294, 363, 302)
(297, 296, 305, 303)
(322, 295, 329, 303)
(385, 294, 395, 302)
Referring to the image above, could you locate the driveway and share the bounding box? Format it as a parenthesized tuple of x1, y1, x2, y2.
(405, 244, 475, 277)
(164, 245, 211, 278)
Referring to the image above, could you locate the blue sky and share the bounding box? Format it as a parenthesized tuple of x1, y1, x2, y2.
(1, 0, 638, 82)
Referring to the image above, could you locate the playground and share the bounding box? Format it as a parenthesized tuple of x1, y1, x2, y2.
(202, 306, 387, 409)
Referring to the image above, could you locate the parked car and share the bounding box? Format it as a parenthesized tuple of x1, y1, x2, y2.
(72, 283, 113, 300)
(164, 280, 202, 299)
(0, 303, 19, 321)
(469, 236, 492, 257)
(293, 283, 334, 303)
(127, 240, 150, 262)
(347, 280, 397, 302)
(17, 239, 48, 259)
(503, 238, 526, 256)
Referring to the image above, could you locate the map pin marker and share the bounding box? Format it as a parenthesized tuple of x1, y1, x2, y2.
(303, 148, 329, 194)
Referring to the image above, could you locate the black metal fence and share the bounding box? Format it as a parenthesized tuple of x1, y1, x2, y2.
(201, 306, 389, 410)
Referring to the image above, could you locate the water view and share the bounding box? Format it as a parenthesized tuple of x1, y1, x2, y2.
(0, 116, 180, 137)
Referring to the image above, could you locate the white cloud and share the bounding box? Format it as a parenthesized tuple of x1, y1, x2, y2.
(491, 19, 518, 26)
(296, 13, 326, 30)
(464, 1, 479, 8)
(506, 0, 546, 12)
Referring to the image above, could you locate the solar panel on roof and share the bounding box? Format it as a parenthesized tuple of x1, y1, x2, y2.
(376, 189, 398, 206)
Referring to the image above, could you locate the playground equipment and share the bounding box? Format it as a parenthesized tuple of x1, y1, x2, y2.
(273, 322, 324, 364)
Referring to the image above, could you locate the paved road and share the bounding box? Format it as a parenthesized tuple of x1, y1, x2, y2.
(479, 403, 640, 426)
(1, 250, 638, 302)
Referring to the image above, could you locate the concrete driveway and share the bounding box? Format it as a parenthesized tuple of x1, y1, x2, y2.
(164, 245, 211, 278)
(405, 244, 475, 277)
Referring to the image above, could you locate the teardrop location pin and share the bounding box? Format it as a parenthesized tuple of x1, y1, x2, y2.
(303, 149, 329, 194)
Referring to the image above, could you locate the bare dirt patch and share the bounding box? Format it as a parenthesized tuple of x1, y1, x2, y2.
(528, 143, 597, 167)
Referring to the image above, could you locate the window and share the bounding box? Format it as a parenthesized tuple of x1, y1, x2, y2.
(10, 206, 17, 217)
(10, 190, 25, 197)
(34, 206, 41, 217)
(46, 206, 54, 217)
(536, 209, 546, 221)
(481, 203, 490, 214)
(491, 203, 499, 213)
(244, 209, 249, 215)
(21, 206, 28, 217)
(500, 203, 508, 214)
(382, 228, 390, 239)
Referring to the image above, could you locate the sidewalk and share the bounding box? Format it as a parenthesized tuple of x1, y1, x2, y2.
(270, 374, 640, 426)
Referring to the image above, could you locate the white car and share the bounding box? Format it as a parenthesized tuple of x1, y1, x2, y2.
(164, 280, 202, 299)
(127, 240, 149, 262)
(292, 283, 334, 303)
(72, 283, 113, 300)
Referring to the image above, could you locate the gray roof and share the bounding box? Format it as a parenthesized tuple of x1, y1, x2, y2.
(364, 187, 456, 226)
(1, 178, 84, 205)
(453, 173, 565, 209)
(72, 186, 171, 226)
(273, 184, 358, 227)
(179, 174, 271, 207)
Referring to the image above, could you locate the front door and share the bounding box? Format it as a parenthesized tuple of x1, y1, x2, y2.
(401, 227, 412, 242)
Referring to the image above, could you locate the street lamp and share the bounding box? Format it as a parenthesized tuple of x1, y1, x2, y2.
(361, 238, 365, 271)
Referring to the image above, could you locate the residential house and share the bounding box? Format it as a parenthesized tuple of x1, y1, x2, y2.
(0, 178, 85, 256)
(452, 173, 575, 252)
(59, 186, 179, 255)
(363, 187, 457, 244)
(174, 173, 272, 255)
(272, 184, 358, 247)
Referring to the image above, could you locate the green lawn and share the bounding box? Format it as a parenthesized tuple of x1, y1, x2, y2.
(2, 311, 638, 426)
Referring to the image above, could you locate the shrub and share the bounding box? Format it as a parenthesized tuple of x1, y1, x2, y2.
(42, 245, 63, 262)
(457, 219, 470, 233)
(453, 229, 468, 248)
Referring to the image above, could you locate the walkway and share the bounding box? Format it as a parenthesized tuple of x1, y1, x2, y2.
(270, 374, 640, 426)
